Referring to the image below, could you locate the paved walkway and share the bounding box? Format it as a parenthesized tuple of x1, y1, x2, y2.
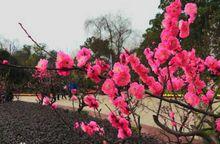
(16, 95, 160, 127)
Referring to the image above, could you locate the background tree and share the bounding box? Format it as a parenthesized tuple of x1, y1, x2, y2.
(13, 44, 46, 66)
(0, 38, 19, 54)
(138, 0, 220, 59)
(83, 36, 116, 61)
(85, 13, 132, 59)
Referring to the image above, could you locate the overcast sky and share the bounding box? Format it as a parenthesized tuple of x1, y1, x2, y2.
(0, 0, 160, 54)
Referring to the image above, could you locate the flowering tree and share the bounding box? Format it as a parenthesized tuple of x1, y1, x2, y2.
(0, 0, 220, 143)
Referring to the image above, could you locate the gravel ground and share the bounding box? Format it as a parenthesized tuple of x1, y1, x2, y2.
(0, 101, 164, 144)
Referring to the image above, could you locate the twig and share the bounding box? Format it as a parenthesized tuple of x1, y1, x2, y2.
(146, 91, 220, 118)
(18, 23, 55, 59)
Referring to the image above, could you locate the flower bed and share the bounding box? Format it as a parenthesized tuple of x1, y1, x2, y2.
(0, 101, 164, 144)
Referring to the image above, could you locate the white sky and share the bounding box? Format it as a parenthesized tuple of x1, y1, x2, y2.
(0, 0, 160, 54)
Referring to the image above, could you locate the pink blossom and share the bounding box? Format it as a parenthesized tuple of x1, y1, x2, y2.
(99, 127, 105, 136)
(108, 113, 132, 139)
(56, 51, 74, 76)
(63, 85, 67, 90)
(83, 94, 99, 109)
(128, 54, 140, 68)
(87, 64, 101, 83)
(184, 3, 197, 23)
(2, 60, 8, 64)
(51, 102, 58, 110)
(160, 29, 172, 42)
(205, 56, 220, 75)
(128, 82, 145, 99)
(166, 36, 181, 51)
(71, 89, 77, 94)
(155, 46, 171, 64)
(120, 53, 129, 65)
(101, 79, 118, 98)
(141, 76, 155, 86)
(95, 59, 110, 72)
(215, 118, 220, 132)
(193, 77, 206, 93)
(117, 117, 132, 139)
(132, 64, 149, 76)
(201, 96, 209, 105)
(201, 90, 215, 105)
(43, 97, 50, 105)
(112, 62, 131, 86)
(206, 90, 215, 99)
(169, 111, 175, 119)
(108, 112, 120, 128)
(108, 70, 114, 77)
(171, 121, 177, 127)
(36, 93, 42, 100)
(70, 95, 78, 101)
(149, 82, 163, 96)
(81, 121, 104, 136)
(113, 62, 129, 74)
(120, 92, 128, 100)
(76, 47, 92, 68)
(74, 122, 80, 129)
(179, 20, 190, 38)
(81, 122, 94, 136)
(165, 0, 182, 18)
(167, 77, 184, 91)
(113, 96, 129, 115)
(117, 127, 132, 139)
(144, 48, 153, 61)
(162, 14, 178, 29)
(118, 117, 129, 128)
(144, 48, 160, 74)
(169, 111, 177, 127)
(88, 121, 100, 132)
(36, 59, 48, 74)
(184, 92, 200, 107)
(170, 50, 189, 67)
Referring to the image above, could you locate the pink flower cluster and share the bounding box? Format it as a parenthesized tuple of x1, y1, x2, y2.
(76, 47, 92, 68)
(70, 89, 78, 101)
(112, 62, 131, 86)
(95, 59, 110, 72)
(169, 111, 176, 127)
(32, 0, 220, 137)
(87, 64, 101, 83)
(201, 90, 215, 105)
(78, 121, 104, 136)
(205, 56, 220, 76)
(102, 78, 118, 99)
(128, 82, 145, 99)
(142, 1, 205, 108)
(167, 77, 184, 92)
(83, 94, 99, 109)
(2, 60, 9, 64)
(108, 112, 132, 139)
(184, 92, 200, 107)
(184, 3, 197, 24)
(86, 59, 109, 83)
(215, 118, 220, 132)
(113, 95, 129, 115)
(56, 51, 74, 76)
(42, 97, 58, 110)
(128, 53, 163, 96)
(35, 59, 48, 78)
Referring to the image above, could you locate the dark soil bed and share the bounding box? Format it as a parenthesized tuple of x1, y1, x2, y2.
(0, 101, 164, 144)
